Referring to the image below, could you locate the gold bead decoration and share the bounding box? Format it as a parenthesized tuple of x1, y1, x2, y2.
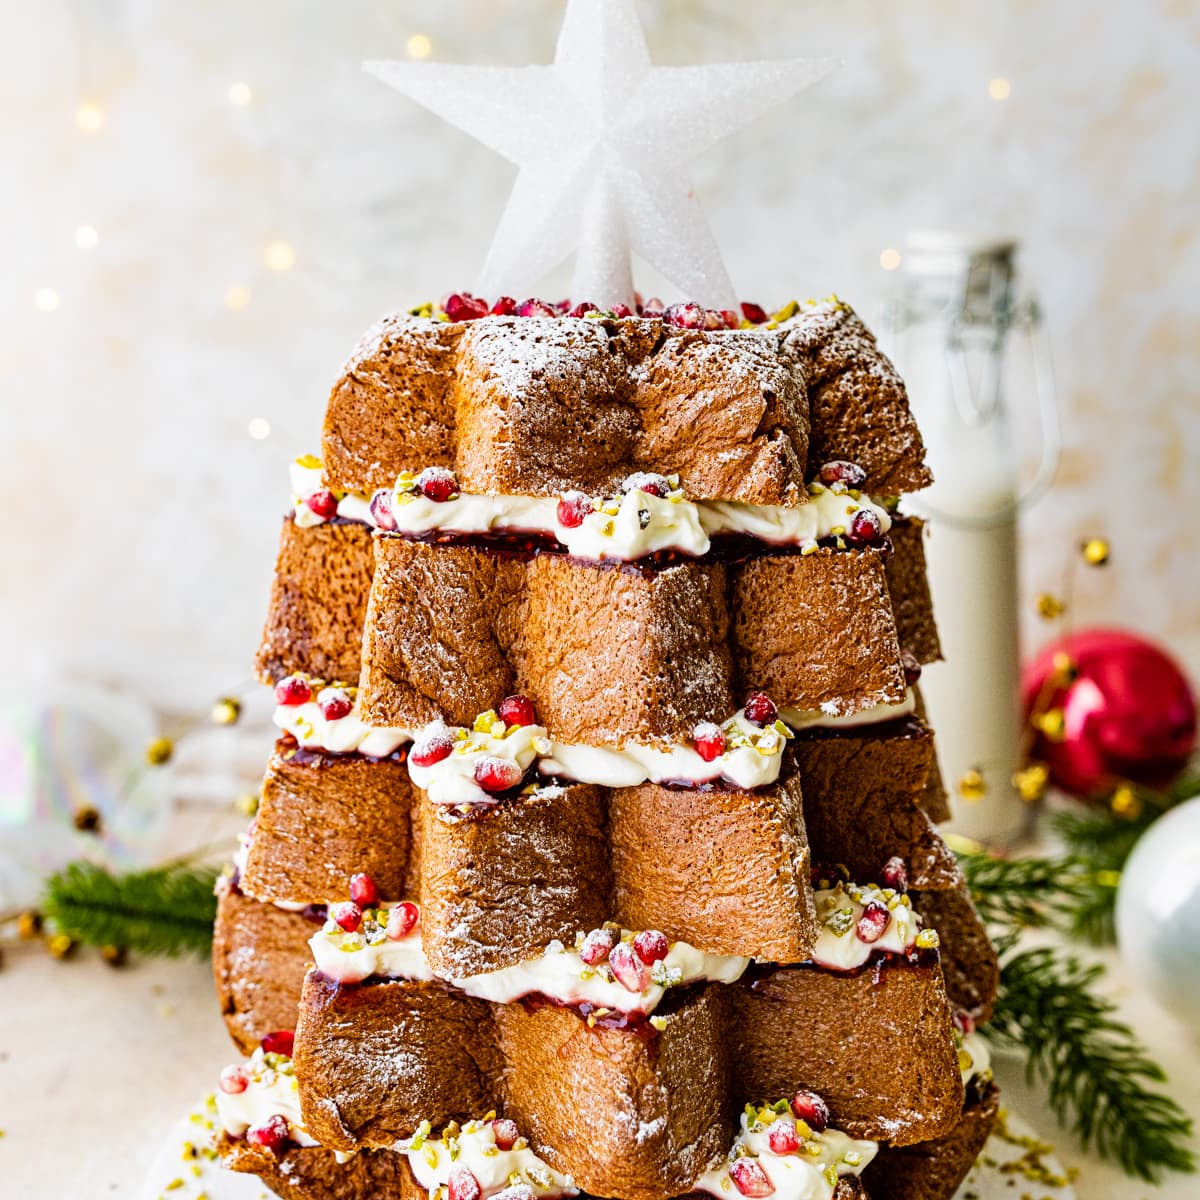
(145, 736, 174, 766)
(1033, 707, 1067, 742)
(101, 945, 128, 968)
(1013, 763, 1050, 803)
(1036, 593, 1065, 620)
(47, 932, 77, 959)
(1051, 651, 1079, 684)
(234, 791, 260, 817)
(72, 804, 103, 833)
(17, 911, 43, 940)
(1111, 785, 1142, 820)
(1082, 538, 1110, 566)
(958, 768, 987, 801)
(211, 697, 242, 726)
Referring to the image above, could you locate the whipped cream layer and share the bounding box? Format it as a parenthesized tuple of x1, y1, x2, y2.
(310, 907, 747, 1016)
(810, 882, 925, 971)
(274, 679, 917, 806)
(957, 1028, 993, 1086)
(215, 1049, 318, 1148)
(696, 1100, 876, 1200)
(397, 1117, 577, 1199)
(288, 458, 892, 563)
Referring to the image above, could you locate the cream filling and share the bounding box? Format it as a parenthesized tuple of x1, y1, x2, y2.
(288, 459, 891, 561)
(215, 1049, 318, 1148)
(310, 912, 748, 1015)
(810, 882, 921, 970)
(695, 1103, 877, 1200)
(958, 1029, 992, 1086)
(397, 1117, 577, 1199)
(273, 687, 916, 805)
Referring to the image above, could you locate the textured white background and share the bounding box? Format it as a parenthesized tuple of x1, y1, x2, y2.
(2, 0, 1198, 709)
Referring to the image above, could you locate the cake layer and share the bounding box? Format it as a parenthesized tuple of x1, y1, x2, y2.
(323, 303, 929, 507)
(863, 1077, 999, 1200)
(291, 951, 960, 1165)
(239, 755, 818, 970)
(213, 883, 320, 1055)
(256, 512, 939, 692)
(360, 539, 904, 742)
(218, 1115, 873, 1200)
(732, 959, 964, 1146)
(910, 887, 1000, 1024)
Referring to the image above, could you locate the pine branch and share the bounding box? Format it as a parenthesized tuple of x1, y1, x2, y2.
(42, 861, 219, 958)
(957, 848, 1087, 940)
(990, 946, 1196, 1182)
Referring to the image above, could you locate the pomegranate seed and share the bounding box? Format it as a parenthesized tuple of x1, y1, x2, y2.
(881, 856, 909, 893)
(218, 1065, 249, 1094)
(704, 308, 727, 330)
(491, 1117, 520, 1150)
(766, 1118, 800, 1155)
(330, 901, 362, 933)
(556, 491, 593, 529)
(953, 1010, 977, 1036)
(846, 508, 883, 547)
(260, 1030, 295, 1057)
(623, 471, 669, 498)
(448, 1168, 482, 1200)
(633, 929, 669, 965)
(474, 755, 523, 793)
(608, 941, 649, 992)
(516, 298, 557, 318)
(490, 296, 517, 316)
(741, 302, 769, 324)
(790, 1090, 830, 1132)
(900, 649, 922, 687)
(247, 1114, 290, 1154)
(303, 489, 338, 520)
(610, 303, 634, 318)
(349, 873, 378, 907)
(415, 466, 457, 503)
(693, 722, 726, 762)
(856, 901, 891, 943)
(818, 460, 868, 489)
(744, 693, 778, 727)
(274, 675, 312, 707)
(444, 293, 489, 321)
(729, 1158, 775, 1197)
(369, 489, 398, 531)
(318, 688, 353, 721)
(570, 301, 599, 317)
(410, 728, 454, 768)
(721, 309, 740, 329)
(386, 901, 420, 940)
(553, 298, 571, 314)
(642, 296, 665, 315)
(811, 860, 845, 887)
(579, 927, 616, 965)
(664, 301, 706, 329)
(498, 695, 536, 728)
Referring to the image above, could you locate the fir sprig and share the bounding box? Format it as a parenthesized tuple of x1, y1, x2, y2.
(989, 947, 1196, 1181)
(42, 861, 219, 958)
(958, 845, 1196, 1182)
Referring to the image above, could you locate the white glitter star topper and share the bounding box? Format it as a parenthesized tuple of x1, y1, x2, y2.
(365, 0, 838, 310)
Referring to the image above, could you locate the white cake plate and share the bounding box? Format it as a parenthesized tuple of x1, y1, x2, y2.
(141, 1096, 1076, 1200)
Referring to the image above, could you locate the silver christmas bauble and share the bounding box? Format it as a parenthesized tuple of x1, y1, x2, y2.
(1115, 795, 1200, 1030)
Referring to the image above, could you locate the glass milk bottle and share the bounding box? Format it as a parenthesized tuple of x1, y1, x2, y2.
(881, 233, 1059, 846)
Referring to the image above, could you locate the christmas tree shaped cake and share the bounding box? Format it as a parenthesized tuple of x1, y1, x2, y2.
(209, 295, 1001, 1200)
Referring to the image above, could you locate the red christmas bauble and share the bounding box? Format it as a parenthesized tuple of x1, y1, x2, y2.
(1022, 628, 1197, 798)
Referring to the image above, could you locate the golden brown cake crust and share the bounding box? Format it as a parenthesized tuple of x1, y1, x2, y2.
(733, 960, 965, 1147)
(213, 886, 315, 1055)
(494, 987, 735, 1200)
(885, 518, 942, 665)
(358, 538, 906, 742)
(256, 518, 375, 685)
(910, 886, 1000, 1023)
(863, 1077, 1000, 1200)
